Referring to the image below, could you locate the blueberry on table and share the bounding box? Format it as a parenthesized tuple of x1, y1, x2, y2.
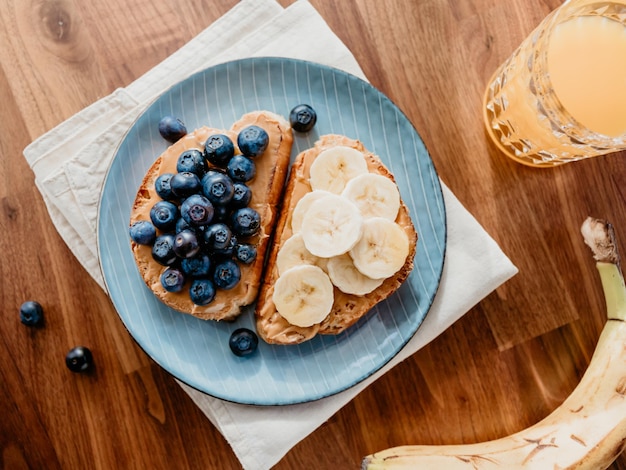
(189, 278, 216, 305)
(235, 243, 257, 264)
(227, 155, 256, 183)
(212, 234, 237, 258)
(204, 134, 235, 167)
(289, 104, 317, 132)
(155, 173, 176, 200)
(160, 268, 186, 292)
(231, 183, 252, 208)
(129, 220, 157, 245)
(173, 229, 200, 258)
(213, 259, 241, 290)
(19, 300, 43, 326)
(229, 328, 259, 357)
(201, 171, 235, 206)
(158, 116, 187, 143)
(204, 223, 233, 251)
(150, 201, 179, 231)
(181, 253, 212, 277)
(181, 194, 214, 226)
(65, 346, 93, 373)
(176, 149, 207, 176)
(237, 125, 269, 158)
(231, 207, 261, 237)
(152, 233, 177, 266)
(170, 171, 202, 198)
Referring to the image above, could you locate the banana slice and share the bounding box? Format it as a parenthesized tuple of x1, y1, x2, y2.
(276, 233, 323, 275)
(290, 190, 333, 233)
(342, 173, 401, 220)
(272, 265, 334, 327)
(301, 194, 364, 258)
(309, 146, 369, 194)
(327, 253, 385, 296)
(350, 217, 410, 279)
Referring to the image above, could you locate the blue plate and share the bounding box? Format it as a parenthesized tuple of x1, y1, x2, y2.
(97, 57, 446, 405)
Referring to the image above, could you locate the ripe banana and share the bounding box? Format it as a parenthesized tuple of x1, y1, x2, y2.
(327, 253, 384, 296)
(309, 145, 369, 193)
(342, 173, 401, 220)
(362, 217, 626, 470)
(272, 264, 334, 327)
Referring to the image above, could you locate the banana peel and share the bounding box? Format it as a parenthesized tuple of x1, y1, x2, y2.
(362, 217, 626, 470)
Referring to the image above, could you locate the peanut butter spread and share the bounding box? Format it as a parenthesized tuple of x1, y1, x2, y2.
(256, 135, 418, 344)
(129, 111, 293, 321)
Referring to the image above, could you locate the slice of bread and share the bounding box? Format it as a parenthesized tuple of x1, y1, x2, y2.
(255, 135, 418, 345)
(129, 111, 293, 321)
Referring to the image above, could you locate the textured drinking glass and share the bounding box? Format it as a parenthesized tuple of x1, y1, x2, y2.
(483, 0, 626, 167)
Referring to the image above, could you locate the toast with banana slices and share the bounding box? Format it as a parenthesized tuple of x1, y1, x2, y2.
(255, 135, 418, 345)
(129, 111, 293, 321)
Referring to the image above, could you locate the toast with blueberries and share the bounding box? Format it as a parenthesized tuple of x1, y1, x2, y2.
(255, 135, 418, 345)
(128, 111, 293, 321)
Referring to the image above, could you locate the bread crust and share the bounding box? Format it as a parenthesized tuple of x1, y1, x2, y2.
(129, 111, 293, 321)
(255, 135, 418, 345)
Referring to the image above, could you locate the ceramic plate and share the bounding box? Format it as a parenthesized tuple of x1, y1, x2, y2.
(98, 57, 446, 405)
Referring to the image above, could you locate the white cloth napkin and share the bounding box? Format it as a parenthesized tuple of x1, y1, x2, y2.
(23, 1, 518, 469)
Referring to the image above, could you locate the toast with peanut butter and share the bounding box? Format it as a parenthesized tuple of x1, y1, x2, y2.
(129, 111, 293, 321)
(255, 135, 418, 345)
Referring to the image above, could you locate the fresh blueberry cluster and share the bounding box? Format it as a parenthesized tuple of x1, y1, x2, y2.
(130, 119, 270, 306)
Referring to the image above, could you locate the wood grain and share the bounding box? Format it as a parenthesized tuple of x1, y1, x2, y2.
(1, 0, 626, 468)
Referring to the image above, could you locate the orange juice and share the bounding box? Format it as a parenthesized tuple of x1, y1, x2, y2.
(483, 1, 626, 167)
(548, 15, 626, 137)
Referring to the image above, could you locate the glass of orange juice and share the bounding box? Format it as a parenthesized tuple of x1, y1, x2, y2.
(483, 0, 626, 167)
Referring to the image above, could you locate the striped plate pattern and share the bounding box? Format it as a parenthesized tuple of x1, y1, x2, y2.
(97, 57, 446, 405)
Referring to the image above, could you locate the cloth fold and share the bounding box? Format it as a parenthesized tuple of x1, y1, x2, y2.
(23, 1, 518, 469)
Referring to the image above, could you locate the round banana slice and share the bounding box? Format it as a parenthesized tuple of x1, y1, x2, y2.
(290, 189, 333, 233)
(276, 233, 323, 276)
(342, 173, 401, 220)
(309, 146, 369, 194)
(301, 194, 364, 258)
(350, 217, 410, 279)
(327, 253, 385, 296)
(272, 265, 334, 327)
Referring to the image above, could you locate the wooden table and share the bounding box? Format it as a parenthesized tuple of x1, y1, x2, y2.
(2, 0, 625, 468)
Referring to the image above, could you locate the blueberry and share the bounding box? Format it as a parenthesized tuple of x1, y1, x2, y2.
(173, 229, 200, 258)
(65, 346, 93, 373)
(204, 223, 232, 251)
(231, 183, 252, 208)
(170, 171, 201, 198)
(150, 201, 179, 231)
(204, 134, 235, 167)
(213, 259, 241, 290)
(235, 243, 257, 264)
(237, 125, 269, 158)
(180, 194, 214, 226)
(129, 220, 157, 245)
(227, 155, 256, 183)
(212, 234, 237, 258)
(181, 254, 212, 277)
(177, 149, 206, 176)
(289, 104, 317, 132)
(19, 300, 43, 327)
(152, 233, 177, 265)
(189, 278, 216, 305)
(175, 217, 192, 233)
(158, 115, 187, 143)
(231, 207, 261, 237)
(229, 328, 259, 357)
(201, 171, 235, 206)
(160, 268, 186, 292)
(155, 173, 176, 200)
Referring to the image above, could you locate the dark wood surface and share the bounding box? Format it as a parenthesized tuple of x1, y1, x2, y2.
(2, 0, 626, 468)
